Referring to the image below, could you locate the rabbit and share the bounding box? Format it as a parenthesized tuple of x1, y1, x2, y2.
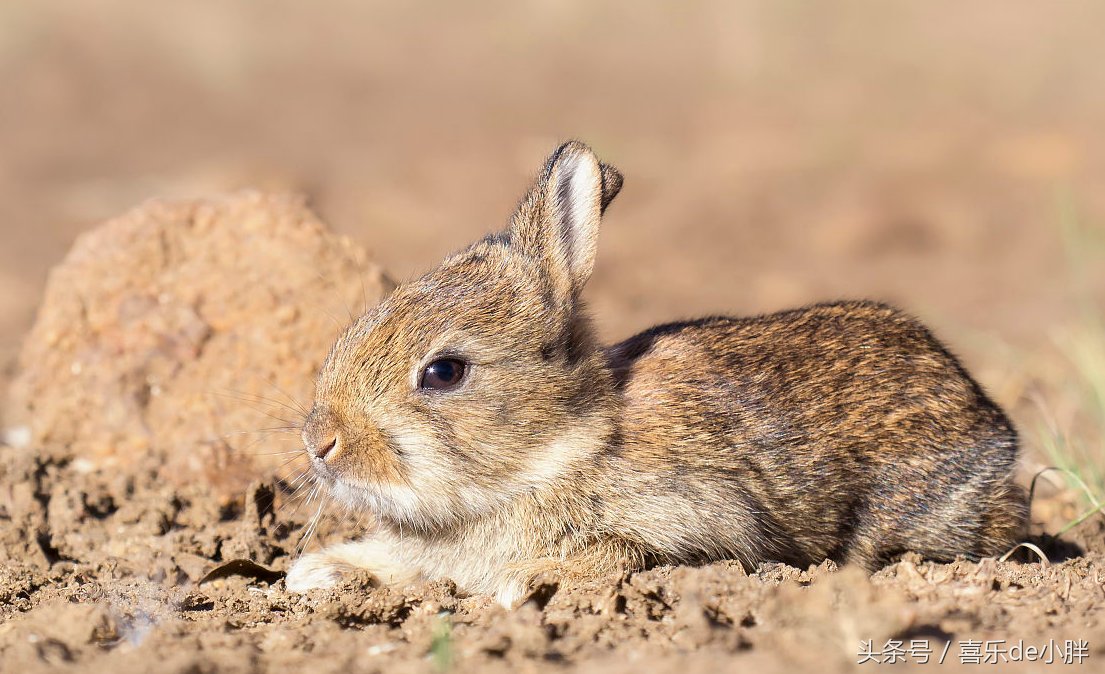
(284, 140, 1028, 607)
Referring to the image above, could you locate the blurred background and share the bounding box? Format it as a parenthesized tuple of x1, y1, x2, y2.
(2, 1, 1104, 510)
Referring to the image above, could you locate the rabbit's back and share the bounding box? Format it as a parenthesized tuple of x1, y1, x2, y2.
(602, 300, 1026, 569)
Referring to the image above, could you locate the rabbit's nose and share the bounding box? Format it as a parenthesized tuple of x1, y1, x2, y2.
(310, 435, 338, 460)
(302, 408, 340, 461)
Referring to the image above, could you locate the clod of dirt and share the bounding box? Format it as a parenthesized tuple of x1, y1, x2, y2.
(7, 192, 392, 494)
(0, 599, 122, 666)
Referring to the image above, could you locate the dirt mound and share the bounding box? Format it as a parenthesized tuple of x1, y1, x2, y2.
(7, 192, 391, 493)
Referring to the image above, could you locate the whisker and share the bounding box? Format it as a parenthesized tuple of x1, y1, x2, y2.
(227, 429, 299, 459)
(295, 485, 320, 522)
(283, 468, 312, 489)
(280, 466, 316, 492)
(279, 464, 314, 492)
(315, 270, 356, 326)
(315, 305, 347, 332)
(272, 453, 308, 473)
(286, 480, 321, 520)
(359, 265, 378, 316)
(223, 425, 302, 436)
(251, 449, 304, 459)
(260, 376, 311, 417)
(298, 496, 328, 554)
(210, 399, 302, 429)
(212, 389, 307, 420)
(217, 387, 300, 406)
(223, 428, 299, 450)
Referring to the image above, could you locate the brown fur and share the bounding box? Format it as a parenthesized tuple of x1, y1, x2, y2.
(286, 141, 1028, 606)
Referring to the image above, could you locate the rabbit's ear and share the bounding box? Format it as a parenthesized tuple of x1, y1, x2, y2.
(510, 141, 622, 300)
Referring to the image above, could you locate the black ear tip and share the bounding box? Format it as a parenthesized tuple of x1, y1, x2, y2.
(599, 162, 623, 214)
(546, 139, 592, 170)
(558, 139, 590, 152)
(545, 140, 623, 213)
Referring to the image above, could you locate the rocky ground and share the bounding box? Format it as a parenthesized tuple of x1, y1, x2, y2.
(1, 444, 1104, 674)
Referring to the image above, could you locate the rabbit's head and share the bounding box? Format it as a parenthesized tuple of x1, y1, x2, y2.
(302, 141, 623, 531)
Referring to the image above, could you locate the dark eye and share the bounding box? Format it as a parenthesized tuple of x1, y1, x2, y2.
(420, 358, 467, 391)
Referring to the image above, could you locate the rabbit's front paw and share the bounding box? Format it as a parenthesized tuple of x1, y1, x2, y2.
(285, 538, 416, 593)
(285, 552, 348, 592)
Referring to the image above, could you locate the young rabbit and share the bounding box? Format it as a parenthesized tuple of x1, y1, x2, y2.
(285, 141, 1027, 606)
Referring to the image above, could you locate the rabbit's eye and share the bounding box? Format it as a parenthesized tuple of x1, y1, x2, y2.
(420, 358, 467, 391)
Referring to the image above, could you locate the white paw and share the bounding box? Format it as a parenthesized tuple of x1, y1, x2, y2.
(285, 552, 344, 593)
(494, 579, 528, 609)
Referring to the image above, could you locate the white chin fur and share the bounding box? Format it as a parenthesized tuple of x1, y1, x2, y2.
(328, 479, 431, 525)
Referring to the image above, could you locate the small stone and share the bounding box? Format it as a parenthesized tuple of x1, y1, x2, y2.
(2, 425, 31, 449)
